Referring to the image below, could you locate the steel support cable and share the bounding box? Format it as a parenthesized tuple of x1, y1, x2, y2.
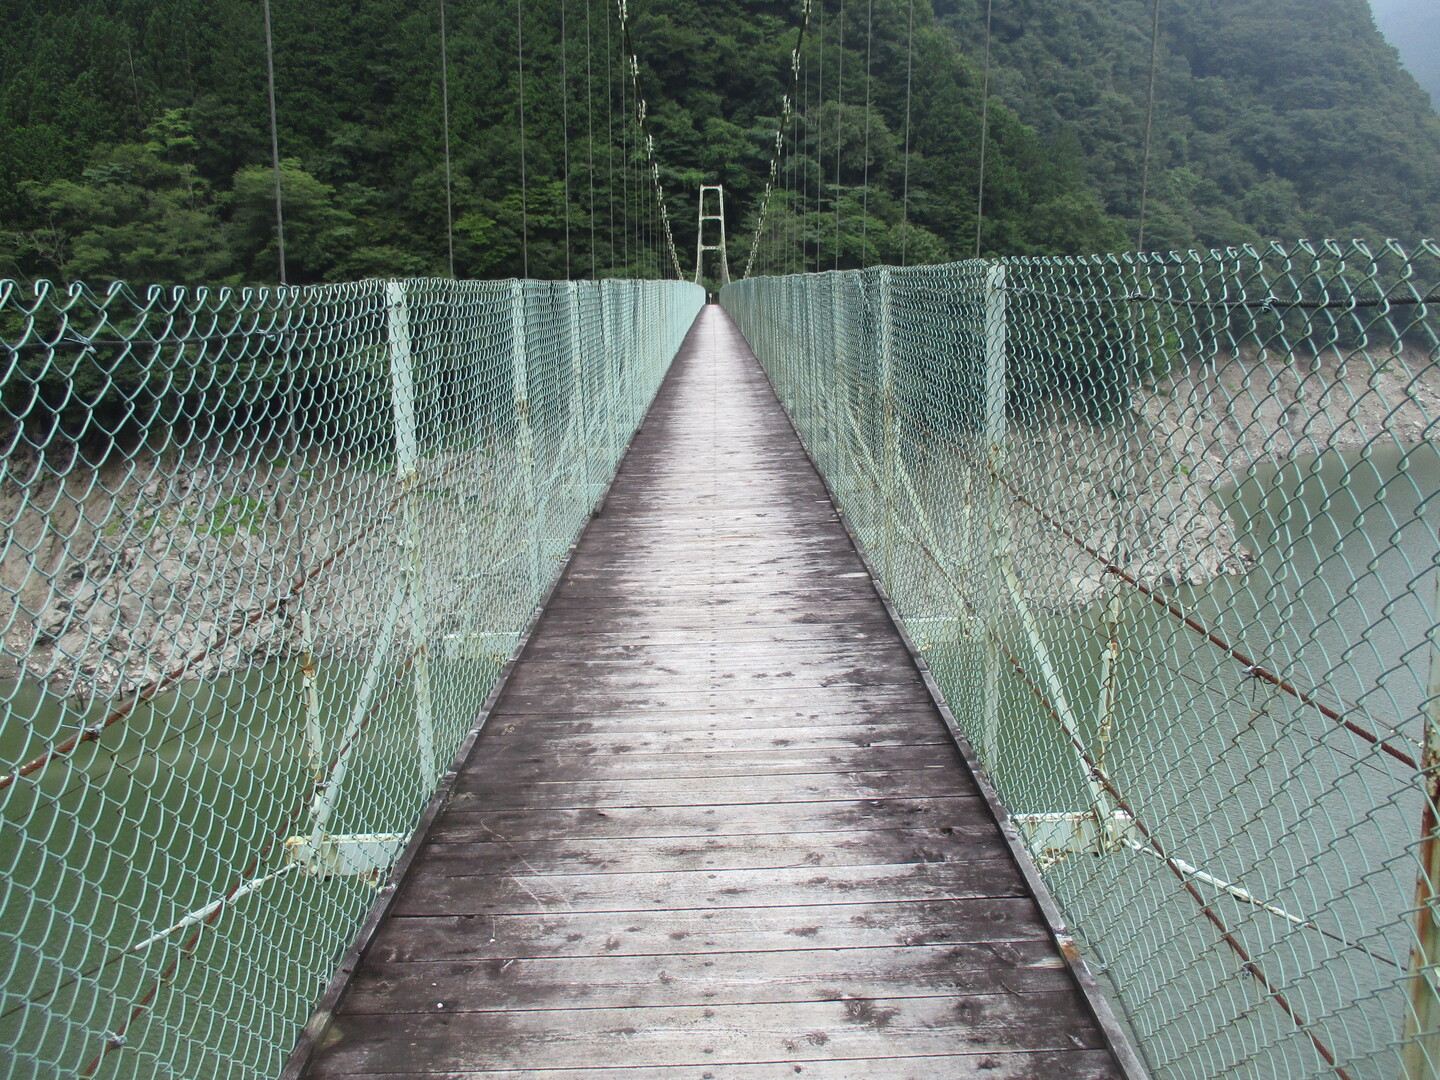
(1124, 290, 1440, 310)
(743, 0, 814, 278)
(974, 0, 993, 259)
(614, 0, 683, 279)
(561, 0, 572, 279)
(605, 0, 616, 271)
(440, 0, 455, 277)
(517, 0, 531, 276)
(834, 0, 845, 270)
(1136, 0, 1163, 252)
(261, 0, 287, 285)
(996, 637, 1355, 1080)
(585, 0, 597, 277)
(999, 282, 1440, 310)
(899, 0, 915, 266)
(817, 0, 829, 275)
(1000, 476, 1419, 772)
(0, 450, 476, 793)
(801, 19, 812, 272)
(859, 0, 874, 267)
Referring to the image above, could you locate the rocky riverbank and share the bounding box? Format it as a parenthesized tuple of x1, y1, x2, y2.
(0, 447, 399, 699)
(1004, 340, 1438, 605)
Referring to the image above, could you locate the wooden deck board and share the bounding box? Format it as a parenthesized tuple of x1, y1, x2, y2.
(303, 306, 1123, 1079)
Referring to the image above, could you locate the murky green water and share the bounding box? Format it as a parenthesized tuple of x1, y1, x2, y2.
(3, 437, 1436, 1079)
(0, 649, 501, 1079)
(922, 439, 1439, 1079)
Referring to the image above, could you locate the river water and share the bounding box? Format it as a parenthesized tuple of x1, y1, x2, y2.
(2, 439, 1436, 1079)
(952, 438, 1439, 1079)
(0, 647, 498, 1078)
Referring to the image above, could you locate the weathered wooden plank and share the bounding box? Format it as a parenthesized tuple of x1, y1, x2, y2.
(520, 623, 901, 651)
(494, 685, 933, 716)
(480, 723, 950, 754)
(447, 768, 968, 808)
(391, 861, 1029, 917)
(469, 743, 960, 783)
(309, 995, 1107, 1074)
(515, 639, 917, 669)
(368, 898, 1051, 964)
(309, 1051, 1122, 1080)
(529, 603, 891, 634)
(341, 940, 1071, 1013)
(418, 825, 1010, 874)
(430, 796, 986, 842)
(481, 706, 948, 735)
(505, 655, 924, 695)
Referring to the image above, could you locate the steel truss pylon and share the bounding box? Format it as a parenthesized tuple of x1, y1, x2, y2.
(694, 184, 731, 288)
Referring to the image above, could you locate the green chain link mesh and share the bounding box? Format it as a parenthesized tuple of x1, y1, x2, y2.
(724, 239, 1440, 1080)
(0, 275, 704, 1079)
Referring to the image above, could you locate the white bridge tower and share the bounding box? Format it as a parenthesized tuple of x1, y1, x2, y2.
(694, 184, 731, 288)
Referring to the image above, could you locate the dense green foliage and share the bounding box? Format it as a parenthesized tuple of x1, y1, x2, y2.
(0, 0, 1124, 286)
(936, 0, 1440, 250)
(0, 0, 1435, 288)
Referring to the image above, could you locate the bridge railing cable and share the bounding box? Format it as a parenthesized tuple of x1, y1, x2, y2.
(723, 237, 1440, 1080)
(0, 274, 704, 1079)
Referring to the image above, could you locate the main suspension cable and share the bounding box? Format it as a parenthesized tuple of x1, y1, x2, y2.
(744, 0, 814, 278)
(615, 0, 684, 278)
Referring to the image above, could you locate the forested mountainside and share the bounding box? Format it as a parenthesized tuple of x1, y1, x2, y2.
(0, 0, 1435, 288)
(937, 0, 1440, 250)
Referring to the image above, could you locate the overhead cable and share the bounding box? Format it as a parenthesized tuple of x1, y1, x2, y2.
(744, 0, 815, 278)
(615, 0, 684, 278)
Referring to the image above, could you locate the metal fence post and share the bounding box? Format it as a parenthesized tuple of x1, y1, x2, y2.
(386, 280, 437, 792)
(598, 279, 617, 470)
(831, 273, 848, 499)
(510, 280, 541, 596)
(566, 280, 592, 503)
(1402, 563, 1440, 1078)
(298, 608, 322, 783)
(980, 262, 1008, 768)
(877, 267, 898, 583)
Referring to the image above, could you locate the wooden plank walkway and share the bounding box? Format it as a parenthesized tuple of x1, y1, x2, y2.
(302, 306, 1128, 1079)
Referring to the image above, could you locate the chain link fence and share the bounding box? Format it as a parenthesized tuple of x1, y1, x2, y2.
(0, 275, 704, 1079)
(724, 240, 1440, 1080)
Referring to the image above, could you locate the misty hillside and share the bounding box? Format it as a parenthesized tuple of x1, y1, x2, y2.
(1371, 0, 1439, 109)
(937, 0, 1440, 249)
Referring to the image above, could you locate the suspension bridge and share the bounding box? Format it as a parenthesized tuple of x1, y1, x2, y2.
(1, 1, 1439, 1079)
